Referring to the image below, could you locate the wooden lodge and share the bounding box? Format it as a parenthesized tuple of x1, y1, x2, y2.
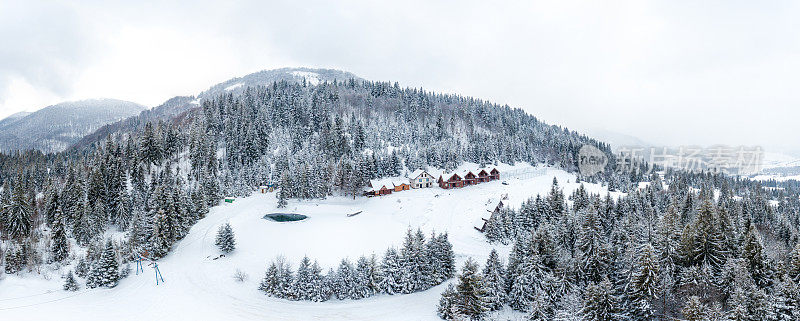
(463, 171, 478, 186)
(393, 180, 411, 192)
(489, 168, 500, 180)
(477, 169, 490, 183)
(438, 173, 464, 189)
(364, 167, 500, 197)
(438, 167, 500, 190)
(365, 179, 408, 196)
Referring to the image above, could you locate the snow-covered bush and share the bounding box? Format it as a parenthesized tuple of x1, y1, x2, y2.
(233, 269, 248, 282)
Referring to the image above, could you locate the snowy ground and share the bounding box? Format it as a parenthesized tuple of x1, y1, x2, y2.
(0, 163, 621, 320)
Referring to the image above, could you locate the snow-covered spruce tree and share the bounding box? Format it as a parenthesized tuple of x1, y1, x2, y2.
(379, 247, 404, 294)
(429, 232, 456, 284)
(63, 271, 80, 291)
(437, 283, 458, 320)
(90, 240, 120, 288)
(309, 260, 329, 302)
(399, 228, 432, 293)
(334, 258, 357, 300)
(3, 242, 25, 274)
(277, 172, 289, 208)
(2, 185, 32, 240)
(215, 223, 236, 253)
(582, 278, 623, 321)
(290, 256, 314, 300)
(452, 258, 489, 320)
(577, 205, 610, 284)
(481, 249, 506, 311)
(680, 199, 727, 271)
(628, 243, 660, 320)
(681, 296, 708, 321)
(741, 225, 772, 288)
(788, 243, 800, 283)
(50, 208, 70, 263)
(772, 276, 800, 321)
(353, 256, 374, 299)
(508, 247, 548, 311)
(259, 262, 281, 296)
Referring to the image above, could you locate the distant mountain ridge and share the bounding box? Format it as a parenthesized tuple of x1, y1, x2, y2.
(72, 67, 362, 151)
(0, 99, 145, 153)
(0, 111, 33, 130)
(198, 67, 361, 100)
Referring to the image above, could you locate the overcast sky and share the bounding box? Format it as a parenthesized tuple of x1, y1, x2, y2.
(1, 0, 799, 154)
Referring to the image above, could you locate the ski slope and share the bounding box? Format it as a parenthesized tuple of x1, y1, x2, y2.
(0, 163, 621, 320)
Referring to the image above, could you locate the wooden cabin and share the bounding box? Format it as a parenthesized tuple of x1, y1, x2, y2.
(368, 179, 396, 196)
(375, 185, 393, 196)
(393, 181, 411, 192)
(439, 173, 464, 189)
(477, 169, 490, 183)
(463, 171, 477, 186)
(489, 168, 500, 181)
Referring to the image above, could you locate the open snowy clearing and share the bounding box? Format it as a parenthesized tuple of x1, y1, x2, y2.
(0, 163, 621, 320)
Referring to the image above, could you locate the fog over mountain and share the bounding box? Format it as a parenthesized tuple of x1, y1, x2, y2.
(0, 98, 145, 153)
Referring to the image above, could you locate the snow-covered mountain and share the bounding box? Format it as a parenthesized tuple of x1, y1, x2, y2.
(198, 67, 361, 100)
(0, 99, 145, 153)
(73, 68, 361, 151)
(0, 111, 32, 130)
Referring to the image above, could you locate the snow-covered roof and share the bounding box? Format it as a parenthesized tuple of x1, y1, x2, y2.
(369, 179, 395, 190)
(485, 199, 504, 212)
(409, 169, 430, 179)
(392, 180, 410, 186)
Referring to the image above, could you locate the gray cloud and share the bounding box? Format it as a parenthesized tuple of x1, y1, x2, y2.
(1, 0, 799, 154)
(0, 1, 100, 103)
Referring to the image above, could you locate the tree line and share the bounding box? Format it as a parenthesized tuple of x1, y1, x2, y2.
(259, 228, 454, 301)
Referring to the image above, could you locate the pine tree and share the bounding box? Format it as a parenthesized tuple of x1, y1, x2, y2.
(788, 242, 800, 283)
(277, 172, 289, 208)
(259, 262, 281, 296)
(309, 260, 328, 302)
(380, 247, 403, 294)
(481, 249, 506, 311)
(63, 271, 80, 291)
(582, 278, 623, 321)
(291, 256, 314, 300)
(50, 208, 70, 262)
(628, 243, 659, 320)
(457, 259, 489, 320)
(93, 239, 120, 288)
(151, 209, 173, 258)
(578, 205, 609, 284)
(215, 223, 236, 253)
(2, 185, 32, 240)
(508, 249, 548, 311)
(681, 200, 726, 270)
(741, 225, 772, 288)
(353, 256, 373, 299)
(437, 283, 458, 320)
(681, 296, 707, 321)
(334, 258, 356, 300)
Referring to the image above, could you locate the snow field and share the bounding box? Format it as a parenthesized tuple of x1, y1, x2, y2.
(0, 163, 620, 320)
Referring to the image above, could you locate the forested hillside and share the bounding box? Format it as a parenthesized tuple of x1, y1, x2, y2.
(0, 70, 798, 320)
